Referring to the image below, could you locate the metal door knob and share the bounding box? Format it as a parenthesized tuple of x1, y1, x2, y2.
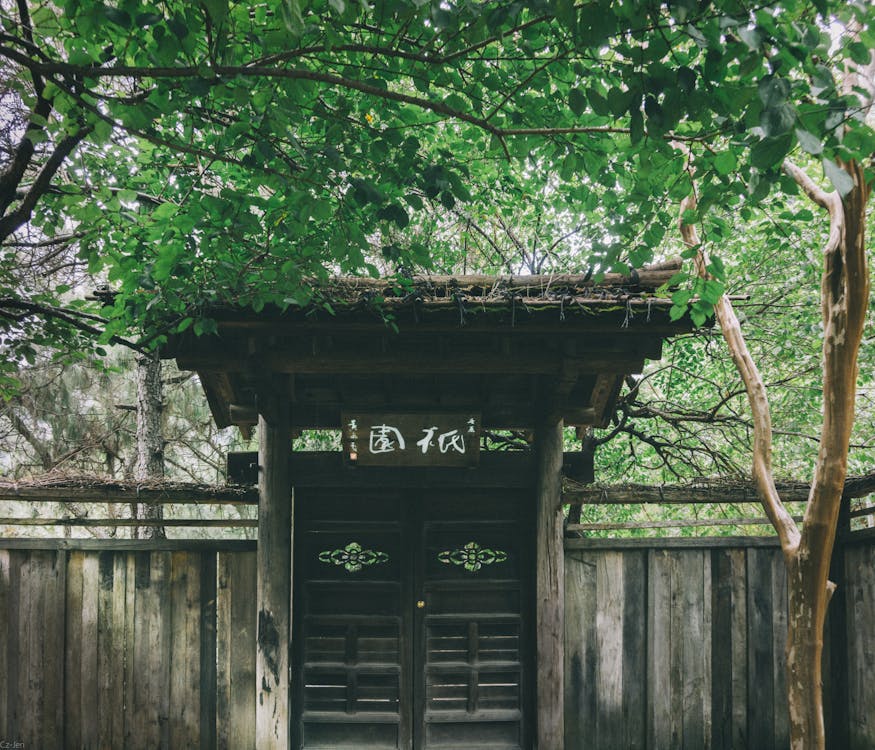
(416, 600, 426, 609)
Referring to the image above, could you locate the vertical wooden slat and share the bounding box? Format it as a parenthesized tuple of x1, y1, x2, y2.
(169, 551, 202, 748)
(535, 419, 564, 750)
(256, 392, 293, 750)
(595, 552, 624, 749)
(65, 552, 100, 748)
(0, 549, 9, 736)
(846, 543, 875, 749)
(711, 548, 746, 750)
(747, 547, 775, 748)
(647, 549, 672, 748)
(65, 551, 85, 747)
(826, 501, 850, 749)
(771, 550, 789, 747)
(667, 552, 684, 748)
(622, 550, 647, 750)
(563, 552, 597, 749)
(18, 551, 65, 748)
(728, 548, 749, 748)
(680, 551, 708, 749)
(200, 551, 218, 750)
(217, 549, 257, 749)
(710, 549, 729, 750)
(97, 552, 127, 747)
(130, 551, 172, 748)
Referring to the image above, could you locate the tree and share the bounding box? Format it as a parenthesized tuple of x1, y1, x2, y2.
(1, 1, 873, 745)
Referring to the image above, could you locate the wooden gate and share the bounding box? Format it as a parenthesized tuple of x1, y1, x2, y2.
(293, 489, 533, 749)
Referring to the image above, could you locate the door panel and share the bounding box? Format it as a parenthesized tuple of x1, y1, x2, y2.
(416, 496, 530, 750)
(294, 490, 530, 750)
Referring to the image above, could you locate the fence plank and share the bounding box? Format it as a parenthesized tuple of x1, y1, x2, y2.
(217, 549, 257, 749)
(771, 551, 789, 747)
(647, 549, 673, 748)
(200, 551, 218, 750)
(595, 552, 625, 748)
(680, 551, 708, 749)
(129, 551, 172, 747)
(846, 543, 875, 749)
(17, 551, 65, 748)
(0, 550, 11, 736)
(97, 551, 127, 747)
(622, 551, 647, 750)
(747, 548, 776, 748)
(563, 552, 598, 748)
(65, 552, 100, 747)
(170, 552, 202, 748)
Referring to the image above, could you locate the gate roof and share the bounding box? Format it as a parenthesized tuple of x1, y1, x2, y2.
(162, 261, 694, 432)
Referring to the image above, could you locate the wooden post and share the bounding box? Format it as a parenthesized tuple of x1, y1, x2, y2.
(256, 386, 292, 749)
(536, 419, 564, 749)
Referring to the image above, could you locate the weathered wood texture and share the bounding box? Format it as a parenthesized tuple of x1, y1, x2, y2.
(1, 537, 872, 748)
(564, 538, 875, 750)
(0, 548, 256, 749)
(535, 421, 565, 750)
(845, 542, 875, 749)
(256, 403, 293, 750)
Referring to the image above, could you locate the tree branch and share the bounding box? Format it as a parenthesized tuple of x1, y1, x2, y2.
(0, 125, 93, 241)
(679, 189, 801, 555)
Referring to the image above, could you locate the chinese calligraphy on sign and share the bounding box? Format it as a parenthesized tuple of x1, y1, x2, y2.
(342, 413, 481, 466)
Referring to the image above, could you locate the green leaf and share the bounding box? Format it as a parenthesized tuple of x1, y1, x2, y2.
(707, 256, 726, 280)
(750, 134, 793, 170)
(848, 41, 871, 66)
(103, 7, 131, 27)
(587, 88, 611, 117)
(761, 103, 795, 137)
(795, 128, 823, 156)
(822, 159, 855, 197)
(202, 0, 229, 24)
(280, 0, 304, 35)
(630, 108, 644, 144)
(569, 88, 587, 117)
(713, 150, 737, 176)
(669, 304, 688, 321)
(758, 76, 790, 107)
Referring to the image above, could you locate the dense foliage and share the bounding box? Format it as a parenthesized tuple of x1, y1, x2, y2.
(1, 0, 872, 378)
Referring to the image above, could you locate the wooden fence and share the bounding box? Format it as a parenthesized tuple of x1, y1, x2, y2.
(1, 536, 873, 749)
(0, 541, 257, 749)
(564, 536, 875, 750)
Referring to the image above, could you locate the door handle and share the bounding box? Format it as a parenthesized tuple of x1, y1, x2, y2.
(416, 600, 426, 609)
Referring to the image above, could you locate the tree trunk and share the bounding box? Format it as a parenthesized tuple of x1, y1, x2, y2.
(785, 557, 830, 750)
(133, 351, 165, 538)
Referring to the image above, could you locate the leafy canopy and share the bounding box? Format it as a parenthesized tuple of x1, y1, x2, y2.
(0, 0, 872, 362)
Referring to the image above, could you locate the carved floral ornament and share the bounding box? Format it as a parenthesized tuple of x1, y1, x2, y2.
(319, 542, 389, 572)
(438, 541, 508, 572)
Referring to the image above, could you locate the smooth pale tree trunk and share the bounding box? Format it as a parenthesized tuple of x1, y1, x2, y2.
(680, 153, 869, 750)
(133, 351, 166, 538)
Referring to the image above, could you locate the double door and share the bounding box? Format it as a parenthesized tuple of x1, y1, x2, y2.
(293, 490, 532, 749)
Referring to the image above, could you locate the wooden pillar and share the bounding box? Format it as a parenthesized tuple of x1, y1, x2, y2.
(256, 388, 292, 749)
(535, 419, 565, 750)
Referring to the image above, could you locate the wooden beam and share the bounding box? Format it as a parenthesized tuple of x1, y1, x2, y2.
(0, 538, 256, 551)
(564, 536, 783, 550)
(0, 482, 258, 504)
(256, 387, 292, 749)
(588, 373, 623, 428)
(178, 351, 647, 375)
(0, 517, 257, 527)
(562, 473, 875, 505)
(535, 419, 564, 750)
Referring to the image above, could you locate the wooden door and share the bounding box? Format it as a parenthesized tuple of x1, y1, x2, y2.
(293, 490, 531, 749)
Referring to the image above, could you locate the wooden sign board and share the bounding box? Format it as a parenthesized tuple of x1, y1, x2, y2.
(342, 413, 481, 467)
